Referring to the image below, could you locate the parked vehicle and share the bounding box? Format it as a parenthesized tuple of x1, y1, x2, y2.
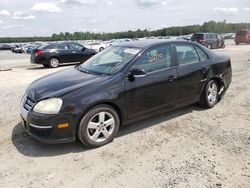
(235, 29, 250, 45)
(20, 40, 232, 147)
(85, 42, 109, 52)
(191, 33, 225, 49)
(30, 42, 96, 68)
(26, 44, 42, 54)
(0, 44, 12, 50)
(12, 45, 24, 53)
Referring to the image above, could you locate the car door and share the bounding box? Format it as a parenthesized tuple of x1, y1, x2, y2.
(57, 43, 72, 63)
(174, 43, 210, 106)
(125, 45, 177, 120)
(68, 43, 89, 62)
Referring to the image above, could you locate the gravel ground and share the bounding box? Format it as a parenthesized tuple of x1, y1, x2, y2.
(0, 40, 249, 188)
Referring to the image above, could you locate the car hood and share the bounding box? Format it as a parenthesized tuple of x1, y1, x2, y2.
(26, 67, 109, 101)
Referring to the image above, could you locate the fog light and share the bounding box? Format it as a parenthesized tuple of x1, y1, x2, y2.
(57, 123, 69, 129)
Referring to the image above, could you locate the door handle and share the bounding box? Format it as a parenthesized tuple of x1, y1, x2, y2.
(168, 75, 176, 83)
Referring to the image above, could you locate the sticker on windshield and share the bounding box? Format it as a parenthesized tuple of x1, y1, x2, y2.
(124, 48, 140, 55)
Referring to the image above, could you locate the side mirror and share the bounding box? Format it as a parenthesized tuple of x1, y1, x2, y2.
(127, 68, 146, 81)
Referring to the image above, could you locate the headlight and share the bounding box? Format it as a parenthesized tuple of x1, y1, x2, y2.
(33, 98, 63, 114)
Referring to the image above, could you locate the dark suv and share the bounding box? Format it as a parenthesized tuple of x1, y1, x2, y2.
(191, 33, 225, 49)
(31, 42, 96, 68)
(235, 29, 250, 45)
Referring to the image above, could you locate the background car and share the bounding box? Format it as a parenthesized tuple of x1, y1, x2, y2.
(235, 29, 250, 45)
(191, 33, 225, 49)
(0, 44, 12, 50)
(31, 42, 96, 68)
(85, 42, 109, 52)
(12, 44, 24, 53)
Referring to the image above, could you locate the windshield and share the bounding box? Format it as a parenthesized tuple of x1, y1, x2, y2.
(79, 46, 141, 75)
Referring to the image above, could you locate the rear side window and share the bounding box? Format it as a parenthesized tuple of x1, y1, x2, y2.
(236, 30, 247, 36)
(45, 44, 59, 49)
(176, 44, 199, 65)
(68, 43, 83, 50)
(195, 46, 209, 61)
(58, 44, 68, 49)
(191, 34, 204, 40)
(133, 45, 172, 73)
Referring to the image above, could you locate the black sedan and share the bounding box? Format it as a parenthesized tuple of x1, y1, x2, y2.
(30, 42, 96, 68)
(20, 40, 232, 147)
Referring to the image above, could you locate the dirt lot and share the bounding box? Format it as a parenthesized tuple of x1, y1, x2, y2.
(0, 40, 250, 188)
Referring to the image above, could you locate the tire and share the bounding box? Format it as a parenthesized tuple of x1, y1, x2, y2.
(199, 80, 219, 108)
(77, 105, 120, 148)
(49, 57, 60, 68)
(235, 42, 239, 45)
(207, 44, 212, 49)
(99, 47, 104, 52)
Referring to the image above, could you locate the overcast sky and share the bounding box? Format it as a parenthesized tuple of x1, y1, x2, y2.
(0, 0, 250, 37)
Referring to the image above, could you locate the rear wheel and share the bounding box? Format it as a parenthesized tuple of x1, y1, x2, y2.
(200, 80, 219, 108)
(207, 44, 212, 49)
(99, 47, 104, 52)
(49, 57, 60, 68)
(235, 42, 239, 45)
(77, 105, 120, 148)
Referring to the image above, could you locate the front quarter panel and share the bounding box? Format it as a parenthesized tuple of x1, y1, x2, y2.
(60, 74, 126, 126)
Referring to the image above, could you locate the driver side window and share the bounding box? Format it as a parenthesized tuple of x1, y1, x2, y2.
(133, 45, 172, 73)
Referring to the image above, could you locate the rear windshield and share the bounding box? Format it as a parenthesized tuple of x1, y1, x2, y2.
(191, 34, 204, 40)
(236, 30, 247, 36)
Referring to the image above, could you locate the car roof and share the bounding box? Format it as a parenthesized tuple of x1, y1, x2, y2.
(113, 39, 193, 49)
(193, 33, 217, 35)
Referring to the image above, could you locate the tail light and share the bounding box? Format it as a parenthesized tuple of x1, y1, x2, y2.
(35, 50, 44, 56)
(198, 39, 206, 44)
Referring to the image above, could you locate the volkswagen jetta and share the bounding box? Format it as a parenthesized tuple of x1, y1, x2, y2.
(20, 40, 232, 147)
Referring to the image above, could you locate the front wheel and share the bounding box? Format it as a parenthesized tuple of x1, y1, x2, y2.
(207, 44, 212, 49)
(77, 105, 120, 148)
(199, 80, 219, 108)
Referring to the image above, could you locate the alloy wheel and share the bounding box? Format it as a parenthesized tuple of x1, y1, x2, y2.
(87, 111, 115, 143)
(49, 58, 59, 68)
(207, 82, 218, 105)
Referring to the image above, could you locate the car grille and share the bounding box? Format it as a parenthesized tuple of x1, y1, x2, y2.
(23, 97, 35, 111)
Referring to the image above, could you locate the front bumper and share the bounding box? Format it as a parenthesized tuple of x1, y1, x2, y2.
(20, 99, 77, 144)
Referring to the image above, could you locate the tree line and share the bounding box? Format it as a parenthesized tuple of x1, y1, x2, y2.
(1, 20, 250, 43)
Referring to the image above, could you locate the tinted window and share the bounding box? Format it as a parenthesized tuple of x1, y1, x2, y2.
(68, 43, 83, 50)
(191, 34, 204, 41)
(58, 44, 68, 49)
(44, 44, 59, 49)
(133, 45, 172, 73)
(176, 44, 199, 65)
(236, 30, 247, 36)
(195, 46, 209, 61)
(206, 34, 213, 39)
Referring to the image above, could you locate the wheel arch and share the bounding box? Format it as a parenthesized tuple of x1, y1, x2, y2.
(76, 101, 124, 136)
(200, 77, 225, 99)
